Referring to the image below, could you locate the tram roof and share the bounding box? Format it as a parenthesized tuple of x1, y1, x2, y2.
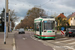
(34, 16, 55, 20)
(34, 17, 55, 23)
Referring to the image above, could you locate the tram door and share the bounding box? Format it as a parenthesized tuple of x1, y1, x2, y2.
(39, 22, 41, 35)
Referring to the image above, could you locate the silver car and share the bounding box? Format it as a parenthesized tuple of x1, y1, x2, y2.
(18, 28, 25, 34)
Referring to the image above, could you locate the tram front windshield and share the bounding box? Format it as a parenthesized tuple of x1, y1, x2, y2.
(44, 21, 55, 30)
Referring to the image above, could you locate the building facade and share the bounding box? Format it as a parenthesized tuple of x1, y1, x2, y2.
(56, 13, 67, 26)
(67, 12, 75, 26)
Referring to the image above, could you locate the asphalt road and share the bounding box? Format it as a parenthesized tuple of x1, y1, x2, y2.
(15, 31, 53, 50)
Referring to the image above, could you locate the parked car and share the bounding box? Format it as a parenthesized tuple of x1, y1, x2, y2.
(18, 28, 25, 34)
(65, 29, 75, 37)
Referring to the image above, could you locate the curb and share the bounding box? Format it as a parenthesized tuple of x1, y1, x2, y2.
(13, 33, 16, 50)
(13, 38, 16, 50)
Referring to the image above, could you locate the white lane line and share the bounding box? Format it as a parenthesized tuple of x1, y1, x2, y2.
(55, 39, 75, 43)
(13, 38, 16, 50)
(31, 36, 38, 41)
(68, 42, 75, 44)
(38, 40, 42, 41)
(65, 46, 75, 50)
(23, 38, 26, 40)
(53, 48, 56, 50)
(46, 40, 54, 42)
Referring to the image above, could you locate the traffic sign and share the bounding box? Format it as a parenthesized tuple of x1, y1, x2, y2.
(61, 27, 65, 31)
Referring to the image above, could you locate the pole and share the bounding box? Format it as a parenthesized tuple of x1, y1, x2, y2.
(6, 0, 8, 38)
(4, 0, 8, 44)
(4, 0, 7, 44)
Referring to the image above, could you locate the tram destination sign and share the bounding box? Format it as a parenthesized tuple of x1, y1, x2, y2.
(44, 20, 54, 23)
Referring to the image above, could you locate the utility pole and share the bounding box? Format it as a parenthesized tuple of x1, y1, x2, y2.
(4, 0, 6, 44)
(6, 0, 8, 38)
(4, 0, 8, 44)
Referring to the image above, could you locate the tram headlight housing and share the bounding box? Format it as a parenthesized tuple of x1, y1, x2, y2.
(44, 30, 46, 32)
(53, 30, 55, 32)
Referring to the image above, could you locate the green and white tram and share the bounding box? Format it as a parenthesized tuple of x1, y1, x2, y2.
(34, 17, 56, 39)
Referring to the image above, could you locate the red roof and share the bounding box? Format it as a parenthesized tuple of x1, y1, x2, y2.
(70, 12, 75, 17)
(57, 13, 66, 18)
(67, 12, 75, 19)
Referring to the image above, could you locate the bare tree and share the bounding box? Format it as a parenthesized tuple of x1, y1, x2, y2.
(9, 10, 19, 22)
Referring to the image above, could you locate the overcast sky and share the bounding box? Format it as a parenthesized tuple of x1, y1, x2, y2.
(0, 0, 75, 25)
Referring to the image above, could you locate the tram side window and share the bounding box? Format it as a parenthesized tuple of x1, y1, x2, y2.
(34, 23, 36, 31)
(36, 23, 39, 31)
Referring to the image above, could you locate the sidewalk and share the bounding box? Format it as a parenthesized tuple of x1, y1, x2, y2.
(0, 31, 15, 50)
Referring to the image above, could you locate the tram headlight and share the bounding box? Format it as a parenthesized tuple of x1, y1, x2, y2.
(44, 31, 46, 32)
(53, 30, 55, 32)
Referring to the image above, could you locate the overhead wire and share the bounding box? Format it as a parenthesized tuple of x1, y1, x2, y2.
(40, 0, 51, 7)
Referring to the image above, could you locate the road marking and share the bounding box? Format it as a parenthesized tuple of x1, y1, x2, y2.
(46, 40, 54, 42)
(31, 34, 75, 50)
(31, 36, 38, 41)
(13, 38, 16, 50)
(38, 40, 42, 41)
(53, 48, 56, 50)
(65, 46, 75, 50)
(55, 39, 75, 43)
(68, 42, 75, 44)
(23, 38, 27, 40)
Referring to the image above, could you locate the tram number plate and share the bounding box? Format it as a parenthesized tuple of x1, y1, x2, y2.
(48, 31, 52, 33)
